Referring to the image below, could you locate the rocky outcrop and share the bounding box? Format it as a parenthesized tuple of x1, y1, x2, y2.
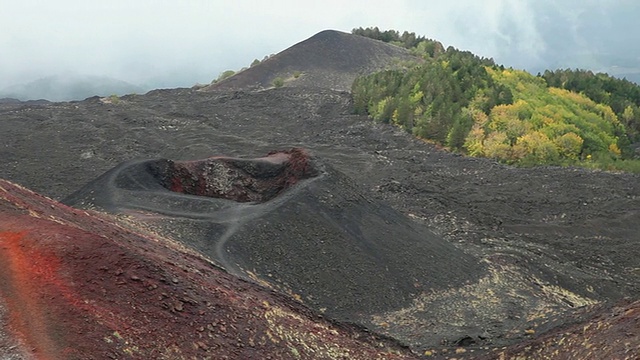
(157, 148, 319, 202)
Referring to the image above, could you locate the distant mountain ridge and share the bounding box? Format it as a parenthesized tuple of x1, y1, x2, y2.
(0, 74, 145, 102)
(203, 30, 419, 92)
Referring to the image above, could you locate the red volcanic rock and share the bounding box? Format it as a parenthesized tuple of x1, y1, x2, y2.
(163, 148, 319, 202)
(0, 179, 416, 360)
(480, 299, 640, 360)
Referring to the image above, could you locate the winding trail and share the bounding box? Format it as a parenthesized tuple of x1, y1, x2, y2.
(213, 205, 246, 277)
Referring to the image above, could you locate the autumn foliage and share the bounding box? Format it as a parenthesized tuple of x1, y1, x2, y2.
(352, 27, 640, 172)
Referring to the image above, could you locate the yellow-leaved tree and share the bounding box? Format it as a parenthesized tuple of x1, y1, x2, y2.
(514, 131, 559, 163)
(554, 132, 584, 160)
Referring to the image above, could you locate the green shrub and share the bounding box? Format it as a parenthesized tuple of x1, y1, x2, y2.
(273, 77, 285, 88)
(215, 70, 235, 83)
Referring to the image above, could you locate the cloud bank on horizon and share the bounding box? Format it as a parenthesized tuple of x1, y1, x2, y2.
(1, 0, 638, 95)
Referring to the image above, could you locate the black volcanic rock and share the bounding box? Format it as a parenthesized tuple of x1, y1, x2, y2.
(63, 150, 484, 322)
(3, 85, 640, 350)
(2, 26, 640, 355)
(0, 179, 418, 360)
(155, 148, 319, 203)
(204, 30, 419, 92)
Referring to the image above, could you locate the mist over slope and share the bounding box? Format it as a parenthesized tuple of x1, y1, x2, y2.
(0, 74, 145, 102)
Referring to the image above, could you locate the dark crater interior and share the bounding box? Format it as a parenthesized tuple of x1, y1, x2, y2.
(151, 148, 319, 203)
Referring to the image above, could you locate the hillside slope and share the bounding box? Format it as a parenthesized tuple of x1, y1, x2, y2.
(479, 299, 640, 360)
(1, 26, 639, 357)
(203, 30, 418, 92)
(62, 150, 484, 323)
(0, 179, 416, 360)
(350, 30, 640, 172)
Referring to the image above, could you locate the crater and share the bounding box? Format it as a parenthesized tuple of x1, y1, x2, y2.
(151, 148, 319, 203)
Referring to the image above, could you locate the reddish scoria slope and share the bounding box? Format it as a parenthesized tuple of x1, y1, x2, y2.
(0, 179, 416, 360)
(476, 299, 640, 360)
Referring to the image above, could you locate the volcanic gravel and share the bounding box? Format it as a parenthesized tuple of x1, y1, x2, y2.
(1, 86, 639, 353)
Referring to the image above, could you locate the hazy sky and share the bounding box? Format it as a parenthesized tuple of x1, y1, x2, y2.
(2, 0, 639, 90)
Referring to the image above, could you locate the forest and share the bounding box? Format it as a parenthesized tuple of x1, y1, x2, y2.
(351, 27, 640, 172)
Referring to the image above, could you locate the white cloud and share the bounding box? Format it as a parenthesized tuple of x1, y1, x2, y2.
(0, 0, 637, 89)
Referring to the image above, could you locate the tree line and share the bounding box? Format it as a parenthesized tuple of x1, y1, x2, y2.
(540, 69, 640, 142)
(351, 27, 640, 172)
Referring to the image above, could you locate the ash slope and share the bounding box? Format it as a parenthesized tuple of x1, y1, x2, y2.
(3, 86, 640, 351)
(1, 27, 639, 355)
(0, 179, 417, 360)
(203, 29, 419, 92)
(62, 151, 483, 322)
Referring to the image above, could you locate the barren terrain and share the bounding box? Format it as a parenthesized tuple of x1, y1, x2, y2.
(0, 180, 416, 359)
(0, 30, 638, 358)
(204, 30, 418, 92)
